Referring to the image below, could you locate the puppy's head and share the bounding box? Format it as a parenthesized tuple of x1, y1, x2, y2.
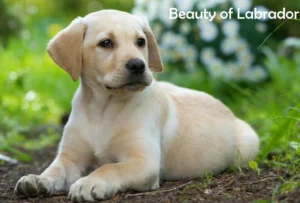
(47, 10, 163, 95)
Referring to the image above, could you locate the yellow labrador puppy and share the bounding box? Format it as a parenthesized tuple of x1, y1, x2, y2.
(15, 10, 259, 202)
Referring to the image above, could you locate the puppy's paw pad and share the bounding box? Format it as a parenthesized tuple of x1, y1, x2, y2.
(69, 177, 118, 202)
(14, 175, 54, 197)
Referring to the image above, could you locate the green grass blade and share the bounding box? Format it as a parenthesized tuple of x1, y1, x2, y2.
(258, 19, 289, 50)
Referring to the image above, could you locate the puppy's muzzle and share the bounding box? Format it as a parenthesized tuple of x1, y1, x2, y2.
(126, 59, 145, 75)
(104, 59, 151, 92)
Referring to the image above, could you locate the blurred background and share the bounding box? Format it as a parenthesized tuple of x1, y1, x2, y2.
(0, 0, 299, 166)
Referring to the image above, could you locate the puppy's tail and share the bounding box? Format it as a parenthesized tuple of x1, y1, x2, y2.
(234, 119, 259, 166)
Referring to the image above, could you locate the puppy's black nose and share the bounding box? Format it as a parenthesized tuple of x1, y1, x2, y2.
(126, 59, 145, 74)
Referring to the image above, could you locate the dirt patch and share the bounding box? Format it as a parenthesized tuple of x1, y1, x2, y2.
(1, 146, 299, 203)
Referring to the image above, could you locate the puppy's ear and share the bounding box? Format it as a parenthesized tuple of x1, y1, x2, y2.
(47, 17, 87, 81)
(137, 17, 163, 72)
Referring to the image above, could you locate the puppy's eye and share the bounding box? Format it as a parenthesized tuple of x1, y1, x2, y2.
(99, 39, 113, 48)
(137, 38, 146, 47)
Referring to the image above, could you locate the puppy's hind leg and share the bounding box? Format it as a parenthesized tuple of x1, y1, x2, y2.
(234, 119, 259, 166)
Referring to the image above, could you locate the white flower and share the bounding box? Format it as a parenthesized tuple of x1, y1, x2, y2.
(177, 46, 185, 55)
(206, 57, 225, 78)
(225, 62, 252, 81)
(200, 47, 216, 66)
(147, 1, 159, 21)
(32, 102, 41, 111)
(232, 0, 252, 13)
(236, 38, 249, 52)
(215, 0, 227, 4)
(184, 45, 198, 61)
(220, 37, 239, 55)
(244, 65, 268, 82)
(175, 35, 187, 47)
(152, 23, 163, 38)
(160, 47, 181, 63)
(185, 61, 197, 72)
(198, 21, 218, 42)
(9, 72, 18, 81)
(134, 0, 147, 7)
(222, 20, 240, 37)
(197, 0, 226, 10)
(235, 64, 249, 79)
(160, 32, 178, 48)
(197, 19, 209, 27)
(224, 61, 239, 80)
(284, 37, 300, 48)
(254, 6, 269, 21)
(255, 22, 267, 33)
(169, 51, 179, 62)
(236, 49, 254, 67)
(25, 91, 36, 101)
(20, 29, 31, 40)
(171, 44, 197, 63)
(161, 32, 187, 50)
(27, 5, 38, 15)
(131, 6, 147, 19)
(159, 0, 175, 27)
(179, 22, 192, 34)
(160, 47, 170, 62)
(197, 1, 209, 10)
(175, 0, 195, 11)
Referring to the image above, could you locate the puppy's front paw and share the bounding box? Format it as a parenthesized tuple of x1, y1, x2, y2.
(14, 174, 55, 197)
(68, 177, 118, 202)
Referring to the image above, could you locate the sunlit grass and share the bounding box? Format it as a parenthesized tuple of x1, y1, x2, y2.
(0, 24, 78, 161)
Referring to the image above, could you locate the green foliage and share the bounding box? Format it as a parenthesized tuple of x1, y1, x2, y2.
(0, 14, 78, 161)
(271, 184, 281, 203)
(0, 32, 78, 129)
(280, 180, 300, 195)
(249, 160, 262, 175)
(0, 133, 32, 162)
(202, 171, 214, 187)
(0, 0, 22, 46)
(4, 0, 133, 24)
(253, 200, 270, 203)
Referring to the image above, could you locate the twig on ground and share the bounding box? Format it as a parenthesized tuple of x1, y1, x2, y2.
(223, 178, 235, 188)
(60, 199, 67, 203)
(247, 177, 280, 185)
(125, 181, 193, 198)
(216, 176, 280, 195)
(53, 191, 68, 196)
(216, 178, 235, 195)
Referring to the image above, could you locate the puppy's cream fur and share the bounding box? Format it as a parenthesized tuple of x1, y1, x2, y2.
(15, 10, 259, 202)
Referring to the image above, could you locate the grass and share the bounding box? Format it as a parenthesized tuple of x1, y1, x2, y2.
(0, 22, 78, 160)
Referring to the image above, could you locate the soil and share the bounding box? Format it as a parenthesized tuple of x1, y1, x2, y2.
(1, 146, 299, 203)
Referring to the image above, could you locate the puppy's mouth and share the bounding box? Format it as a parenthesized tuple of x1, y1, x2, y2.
(105, 81, 147, 91)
